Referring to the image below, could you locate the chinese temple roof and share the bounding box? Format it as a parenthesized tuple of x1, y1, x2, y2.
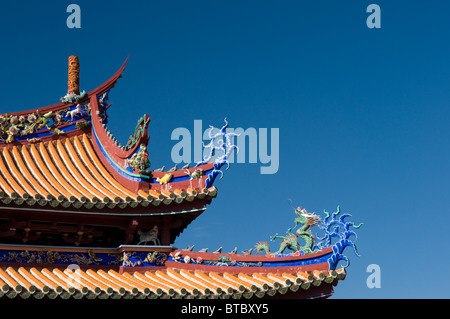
(0, 56, 362, 300)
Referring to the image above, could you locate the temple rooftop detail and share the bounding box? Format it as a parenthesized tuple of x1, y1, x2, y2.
(0, 56, 362, 299)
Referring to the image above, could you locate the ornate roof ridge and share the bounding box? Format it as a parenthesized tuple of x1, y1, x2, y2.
(0, 243, 346, 299)
(0, 56, 129, 146)
(2, 56, 128, 118)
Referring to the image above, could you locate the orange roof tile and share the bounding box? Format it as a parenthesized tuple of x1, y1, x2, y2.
(41, 268, 74, 294)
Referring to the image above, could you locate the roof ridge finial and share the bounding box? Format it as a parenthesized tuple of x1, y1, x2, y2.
(61, 56, 85, 103)
(67, 55, 80, 95)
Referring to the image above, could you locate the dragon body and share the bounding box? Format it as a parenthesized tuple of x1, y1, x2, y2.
(256, 207, 321, 255)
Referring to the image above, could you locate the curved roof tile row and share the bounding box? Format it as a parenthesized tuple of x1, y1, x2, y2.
(0, 266, 346, 299)
(0, 134, 217, 209)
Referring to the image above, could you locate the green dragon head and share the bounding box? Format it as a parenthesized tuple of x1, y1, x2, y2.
(294, 207, 321, 227)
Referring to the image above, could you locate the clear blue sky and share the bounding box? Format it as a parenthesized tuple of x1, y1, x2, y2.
(0, 1, 448, 298)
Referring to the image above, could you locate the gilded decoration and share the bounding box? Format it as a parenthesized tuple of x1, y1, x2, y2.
(0, 249, 121, 266)
(121, 251, 168, 267)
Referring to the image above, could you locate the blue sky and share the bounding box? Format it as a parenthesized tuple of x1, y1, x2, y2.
(0, 1, 449, 298)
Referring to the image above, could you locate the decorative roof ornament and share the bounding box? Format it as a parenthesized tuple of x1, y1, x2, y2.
(256, 207, 322, 256)
(156, 173, 173, 184)
(67, 55, 80, 95)
(185, 168, 203, 180)
(124, 115, 151, 150)
(256, 204, 363, 270)
(195, 118, 239, 188)
(60, 56, 86, 103)
(315, 206, 364, 270)
(124, 143, 151, 175)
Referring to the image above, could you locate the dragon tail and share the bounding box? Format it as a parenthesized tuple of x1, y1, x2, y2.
(255, 242, 270, 254)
